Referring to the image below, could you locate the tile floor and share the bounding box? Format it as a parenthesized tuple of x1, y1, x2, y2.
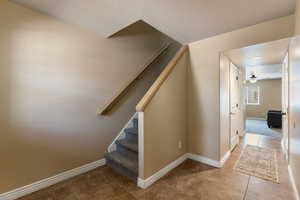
(18, 133, 296, 200)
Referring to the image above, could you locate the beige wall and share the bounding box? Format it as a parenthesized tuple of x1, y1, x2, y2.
(0, 1, 175, 193)
(289, 35, 300, 199)
(188, 15, 295, 161)
(246, 79, 282, 119)
(295, 0, 300, 35)
(142, 52, 188, 179)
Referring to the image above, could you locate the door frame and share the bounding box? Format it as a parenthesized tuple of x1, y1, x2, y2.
(281, 51, 290, 162)
(229, 62, 243, 151)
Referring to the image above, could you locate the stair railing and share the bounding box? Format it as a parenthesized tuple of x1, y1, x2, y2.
(135, 44, 188, 187)
(136, 45, 188, 112)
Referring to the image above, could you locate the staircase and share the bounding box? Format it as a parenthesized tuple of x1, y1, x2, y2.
(105, 115, 139, 182)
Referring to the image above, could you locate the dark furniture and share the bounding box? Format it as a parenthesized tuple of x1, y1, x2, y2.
(267, 110, 282, 128)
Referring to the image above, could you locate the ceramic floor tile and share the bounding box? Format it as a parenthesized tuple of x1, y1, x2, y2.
(110, 193, 138, 200)
(245, 176, 296, 200)
(16, 133, 296, 200)
(52, 185, 79, 200)
(18, 189, 55, 200)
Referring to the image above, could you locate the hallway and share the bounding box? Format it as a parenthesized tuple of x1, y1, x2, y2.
(17, 133, 295, 200)
(236, 133, 294, 199)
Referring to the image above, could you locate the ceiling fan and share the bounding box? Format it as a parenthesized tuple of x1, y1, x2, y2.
(249, 73, 257, 83)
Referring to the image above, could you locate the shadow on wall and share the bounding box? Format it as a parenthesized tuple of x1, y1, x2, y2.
(110, 20, 179, 41)
(0, 1, 180, 193)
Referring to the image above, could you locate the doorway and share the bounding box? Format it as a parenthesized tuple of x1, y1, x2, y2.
(229, 63, 242, 150)
(221, 37, 291, 158)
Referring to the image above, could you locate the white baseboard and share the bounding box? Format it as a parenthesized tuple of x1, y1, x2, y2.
(220, 151, 231, 167)
(288, 165, 300, 200)
(138, 153, 225, 189)
(187, 153, 221, 168)
(0, 159, 106, 200)
(137, 154, 188, 189)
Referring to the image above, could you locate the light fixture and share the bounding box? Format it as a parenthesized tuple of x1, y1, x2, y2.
(249, 74, 257, 83)
(253, 56, 262, 60)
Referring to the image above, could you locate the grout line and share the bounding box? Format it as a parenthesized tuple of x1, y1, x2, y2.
(243, 176, 251, 200)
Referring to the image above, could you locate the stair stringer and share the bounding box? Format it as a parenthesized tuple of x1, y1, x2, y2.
(108, 112, 138, 153)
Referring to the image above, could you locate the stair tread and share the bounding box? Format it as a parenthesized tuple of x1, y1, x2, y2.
(125, 127, 138, 135)
(116, 139, 138, 152)
(105, 151, 138, 174)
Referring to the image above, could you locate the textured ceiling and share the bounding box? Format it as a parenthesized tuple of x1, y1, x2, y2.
(11, 0, 296, 43)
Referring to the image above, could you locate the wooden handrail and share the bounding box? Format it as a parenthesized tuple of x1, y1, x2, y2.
(97, 43, 171, 115)
(136, 45, 188, 112)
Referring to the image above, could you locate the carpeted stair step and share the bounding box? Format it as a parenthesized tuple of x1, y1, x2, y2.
(116, 139, 138, 153)
(105, 151, 138, 181)
(125, 127, 138, 141)
(133, 118, 138, 128)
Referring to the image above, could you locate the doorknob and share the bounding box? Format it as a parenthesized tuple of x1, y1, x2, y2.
(282, 112, 287, 116)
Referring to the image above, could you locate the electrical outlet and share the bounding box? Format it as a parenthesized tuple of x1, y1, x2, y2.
(178, 141, 182, 149)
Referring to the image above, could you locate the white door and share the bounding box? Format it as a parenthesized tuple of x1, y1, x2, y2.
(282, 53, 289, 160)
(230, 63, 241, 151)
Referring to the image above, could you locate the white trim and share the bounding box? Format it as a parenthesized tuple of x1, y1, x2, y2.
(247, 103, 260, 105)
(281, 139, 285, 152)
(220, 151, 231, 167)
(246, 85, 260, 105)
(230, 135, 239, 151)
(137, 153, 226, 189)
(187, 153, 221, 168)
(108, 113, 138, 152)
(0, 159, 106, 200)
(288, 165, 300, 200)
(137, 154, 188, 189)
(281, 139, 288, 161)
(138, 112, 145, 180)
